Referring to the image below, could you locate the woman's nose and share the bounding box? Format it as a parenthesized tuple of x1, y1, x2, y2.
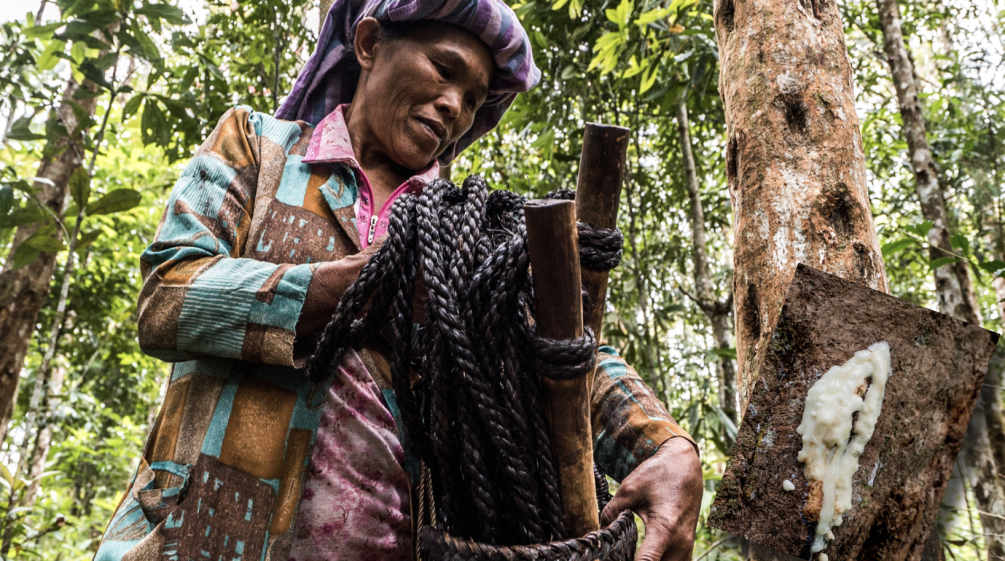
(435, 88, 463, 121)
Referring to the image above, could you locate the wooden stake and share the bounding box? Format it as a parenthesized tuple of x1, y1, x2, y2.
(575, 123, 630, 348)
(524, 198, 600, 538)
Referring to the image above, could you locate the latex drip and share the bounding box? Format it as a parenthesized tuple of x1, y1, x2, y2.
(796, 341, 891, 556)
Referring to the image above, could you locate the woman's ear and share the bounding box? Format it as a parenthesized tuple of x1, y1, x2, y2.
(354, 17, 382, 72)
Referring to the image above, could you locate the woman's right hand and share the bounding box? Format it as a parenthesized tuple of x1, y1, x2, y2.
(296, 239, 384, 339)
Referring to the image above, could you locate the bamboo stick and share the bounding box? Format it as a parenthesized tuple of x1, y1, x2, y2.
(524, 198, 600, 538)
(575, 123, 630, 345)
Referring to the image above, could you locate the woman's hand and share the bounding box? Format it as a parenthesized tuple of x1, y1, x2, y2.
(296, 240, 384, 338)
(600, 436, 703, 561)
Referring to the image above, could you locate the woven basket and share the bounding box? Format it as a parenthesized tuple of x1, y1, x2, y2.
(417, 509, 637, 561)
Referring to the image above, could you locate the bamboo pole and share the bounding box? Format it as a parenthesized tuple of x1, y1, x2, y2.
(575, 123, 630, 344)
(524, 198, 600, 538)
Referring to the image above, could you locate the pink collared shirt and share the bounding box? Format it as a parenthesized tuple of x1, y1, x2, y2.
(290, 105, 440, 561)
(302, 104, 440, 248)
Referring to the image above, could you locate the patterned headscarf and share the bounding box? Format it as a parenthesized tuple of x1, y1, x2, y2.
(276, 0, 541, 164)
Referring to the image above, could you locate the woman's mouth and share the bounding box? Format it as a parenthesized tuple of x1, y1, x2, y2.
(415, 117, 446, 144)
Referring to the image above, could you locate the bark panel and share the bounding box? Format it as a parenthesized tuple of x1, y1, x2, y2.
(708, 265, 998, 561)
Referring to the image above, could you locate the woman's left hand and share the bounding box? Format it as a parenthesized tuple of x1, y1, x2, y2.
(600, 436, 703, 561)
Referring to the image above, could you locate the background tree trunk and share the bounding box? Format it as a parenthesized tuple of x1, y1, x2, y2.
(676, 101, 738, 445)
(21, 364, 65, 507)
(713, 0, 890, 556)
(876, 0, 1005, 556)
(0, 79, 98, 446)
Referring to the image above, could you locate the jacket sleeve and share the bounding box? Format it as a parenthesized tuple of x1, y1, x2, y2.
(136, 106, 339, 367)
(591, 345, 698, 482)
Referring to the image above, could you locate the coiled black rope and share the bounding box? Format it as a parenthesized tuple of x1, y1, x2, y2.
(305, 176, 625, 547)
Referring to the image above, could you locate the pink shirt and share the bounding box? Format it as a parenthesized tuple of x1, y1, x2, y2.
(302, 104, 440, 248)
(290, 106, 441, 560)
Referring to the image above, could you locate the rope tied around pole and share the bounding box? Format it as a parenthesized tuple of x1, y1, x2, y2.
(304, 176, 635, 557)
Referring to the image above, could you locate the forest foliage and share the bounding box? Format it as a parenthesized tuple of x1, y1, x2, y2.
(0, 0, 1002, 558)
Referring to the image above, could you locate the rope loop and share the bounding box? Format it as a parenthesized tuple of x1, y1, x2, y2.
(532, 327, 597, 380)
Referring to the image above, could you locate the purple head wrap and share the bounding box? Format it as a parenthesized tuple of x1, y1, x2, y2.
(276, 0, 541, 164)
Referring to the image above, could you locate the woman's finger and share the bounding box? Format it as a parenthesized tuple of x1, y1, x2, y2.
(600, 489, 634, 526)
(635, 517, 672, 561)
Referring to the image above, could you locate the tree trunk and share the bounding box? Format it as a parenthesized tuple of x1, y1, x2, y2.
(713, 0, 888, 557)
(319, 0, 335, 28)
(22, 364, 64, 507)
(876, 0, 1005, 556)
(0, 78, 98, 446)
(713, 0, 887, 412)
(676, 101, 738, 441)
(876, 0, 980, 324)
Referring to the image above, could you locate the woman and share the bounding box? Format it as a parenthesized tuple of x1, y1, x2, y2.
(96, 1, 702, 559)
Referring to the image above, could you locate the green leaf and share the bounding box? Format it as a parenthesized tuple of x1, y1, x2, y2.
(911, 220, 934, 238)
(24, 21, 63, 39)
(93, 51, 119, 71)
(6, 116, 45, 141)
(640, 60, 659, 93)
(0, 186, 12, 216)
(86, 189, 142, 216)
(122, 94, 144, 122)
(0, 462, 13, 487)
(36, 40, 66, 71)
(950, 232, 970, 256)
(709, 347, 737, 360)
(136, 4, 191, 25)
(69, 168, 91, 209)
(75, 229, 102, 250)
(78, 62, 113, 90)
(636, 7, 670, 26)
(881, 238, 917, 257)
(141, 100, 170, 147)
(23, 230, 66, 252)
(0, 205, 45, 229)
(131, 27, 162, 62)
(928, 256, 961, 272)
(980, 260, 1005, 276)
(12, 242, 42, 269)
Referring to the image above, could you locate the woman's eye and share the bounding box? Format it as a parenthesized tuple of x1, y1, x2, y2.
(433, 61, 452, 81)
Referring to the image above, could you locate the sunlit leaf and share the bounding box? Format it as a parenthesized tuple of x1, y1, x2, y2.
(928, 256, 961, 272)
(69, 167, 91, 209)
(881, 238, 917, 257)
(86, 189, 142, 216)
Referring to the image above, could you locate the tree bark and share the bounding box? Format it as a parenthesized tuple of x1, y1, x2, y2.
(676, 101, 738, 442)
(22, 364, 64, 507)
(0, 78, 98, 446)
(876, 0, 1005, 556)
(713, 0, 888, 557)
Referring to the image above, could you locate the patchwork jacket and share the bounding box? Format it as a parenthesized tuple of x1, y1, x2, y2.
(95, 106, 696, 560)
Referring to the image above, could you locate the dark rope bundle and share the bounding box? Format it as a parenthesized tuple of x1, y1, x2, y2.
(305, 176, 630, 554)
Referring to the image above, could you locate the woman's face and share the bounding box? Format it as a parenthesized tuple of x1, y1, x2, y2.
(352, 19, 495, 171)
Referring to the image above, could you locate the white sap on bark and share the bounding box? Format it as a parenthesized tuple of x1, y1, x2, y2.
(796, 342, 891, 555)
